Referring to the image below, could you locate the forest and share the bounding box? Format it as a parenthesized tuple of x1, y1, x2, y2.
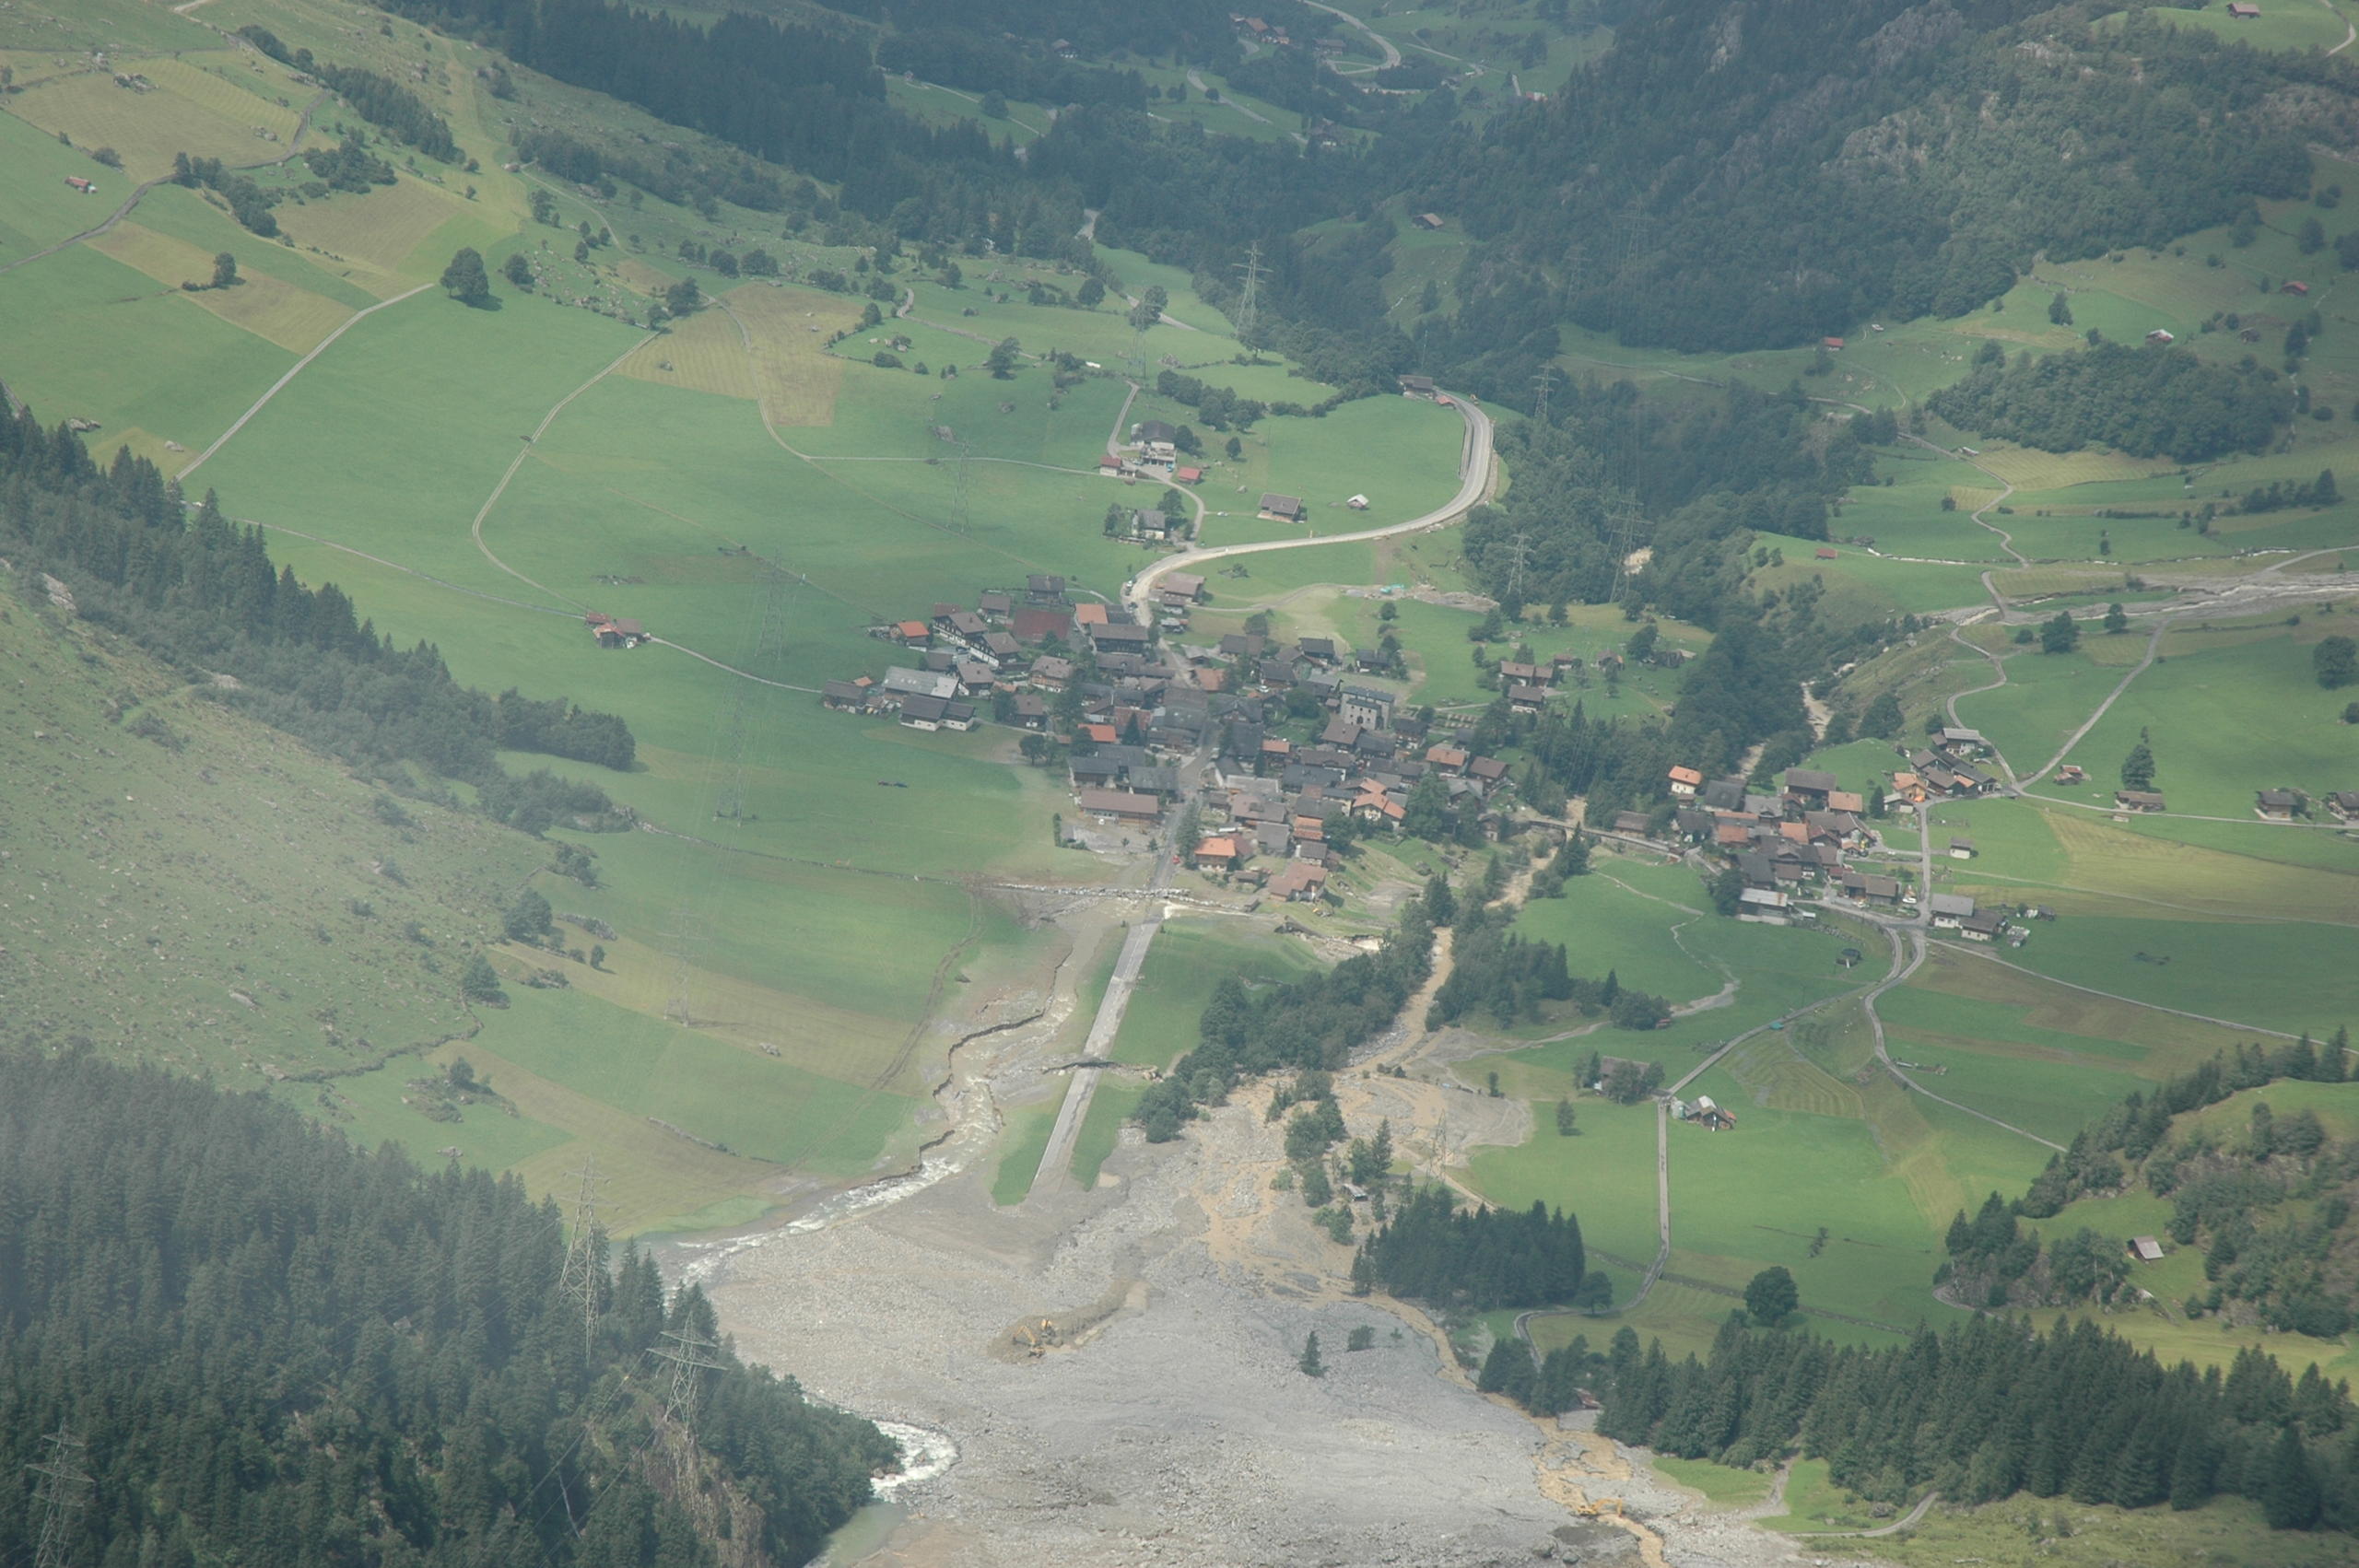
(1414, 4, 2330, 350)
(1595, 1313, 2357, 1532)
(1945, 1035, 2359, 1337)
(1352, 1187, 1588, 1311)
(0, 395, 639, 825)
(1925, 339, 2294, 461)
(0, 1052, 893, 1568)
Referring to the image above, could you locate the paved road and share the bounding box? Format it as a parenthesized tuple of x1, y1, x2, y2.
(1027, 754, 1202, 1199)
(1302, 0, 1401, 67)
(1121, 392, 1495, 619)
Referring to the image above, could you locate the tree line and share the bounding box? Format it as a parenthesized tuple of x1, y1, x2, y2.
(1926, 339, 2294, 462)
(0, 1050, 893, 1568)
(0, 394, 638, 830)
(1596, 1311, 2354, 1533)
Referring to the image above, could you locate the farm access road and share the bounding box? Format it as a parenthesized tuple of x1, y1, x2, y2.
(1120, 390, 1496, 622)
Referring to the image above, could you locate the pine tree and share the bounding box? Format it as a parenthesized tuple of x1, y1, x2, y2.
(2263, 1427, 2322, 1528)
(1298, 1331, 1325, 1377)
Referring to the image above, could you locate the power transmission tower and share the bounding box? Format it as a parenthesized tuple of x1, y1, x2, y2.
(1504, 532, 1532, 601)
(1233, 240, 1265, 352)
(28, 1427, 91, 1568)
(1530, 369, 1554, 426)
(557, 1158, 609, 1353)
(653, 1328, 722, 1432)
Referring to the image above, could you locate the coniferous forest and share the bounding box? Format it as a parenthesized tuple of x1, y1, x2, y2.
(1596, 1314, 2356, 1531)
(0, 1053, 893, 1568)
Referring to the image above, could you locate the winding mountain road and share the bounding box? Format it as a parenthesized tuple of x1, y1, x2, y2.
(1122, 392, 1495, 618)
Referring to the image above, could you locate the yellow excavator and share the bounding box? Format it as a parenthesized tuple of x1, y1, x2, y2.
(1013, 1318, 1061, 1357)
(1574, 1498, 1624, 1519)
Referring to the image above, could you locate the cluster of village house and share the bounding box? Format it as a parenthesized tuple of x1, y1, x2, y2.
(1644, 726, 2027, 942)
(819, 574, 1184, 733)
(816, 576, 1543, 902)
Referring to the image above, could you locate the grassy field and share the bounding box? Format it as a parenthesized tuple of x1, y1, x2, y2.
(1650, 1456, 1774, 1509)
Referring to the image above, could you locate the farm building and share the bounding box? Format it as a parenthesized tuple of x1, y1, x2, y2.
(2130, 1235, 2166, 1262)
(1259, 492, 1305, 522)
(2283, 278, 2309, 295)
(1398, 374, 1437, 398)
(1822, 336, 1844, 351)
(1738, 887, 1791, 923)
(593, 617, 647, 648)
(1162, 572, 1206, 602)
(1960, 909, 2008, 942)
(2329, 790, 2359, 821)
(2145, 329, 2175, 345)
(1928, 893, 1976, 929)
(1948, 837, 1976, 860)
(1813, 546, 1838, 560)
(1173, 465, 1203, 484)
(1414, 212, 1446, 229)
(2227, 2, 2259, 14)
(2115, 790, 2166, 813)
(65, 176, 96, 193)
(2255, 789, 2306, 821)
(1076, 788, 1163, 823)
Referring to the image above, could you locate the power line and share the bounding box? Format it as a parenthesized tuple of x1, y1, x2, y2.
(28, 1428, 91, 1568)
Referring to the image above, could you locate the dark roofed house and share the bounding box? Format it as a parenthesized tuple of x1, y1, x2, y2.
(978, 591, 1013, 617)
(822, 680, 870, 711)
(1162, 572, 1206, 603)
(1135, 418, 1180, 446)
(1297, 636, 1337, 663)
(1508, 684, 1549, 714)
(1398, 374, 1437, 398)
(1698, 777, 1746, 813)
(1026, 573, 1068, 603)
(1259, 493, 1305, 522)
(2115, 790, 2166, 813)
(1783, 768, 1838, 804)
(1468, 756, 1508, 785)
(1961, 909, 2009, 942)
(1611, 811, 1652, 837)
(2329, 790, 2359, 822)
(2255, 789, 2305, 821)
(1087, 622, 1154, 650)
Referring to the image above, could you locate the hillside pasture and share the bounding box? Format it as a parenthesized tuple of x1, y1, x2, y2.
(0, 242, 294, 465)
(91, 219, 353, 352)
(7, 53, 304, 183)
